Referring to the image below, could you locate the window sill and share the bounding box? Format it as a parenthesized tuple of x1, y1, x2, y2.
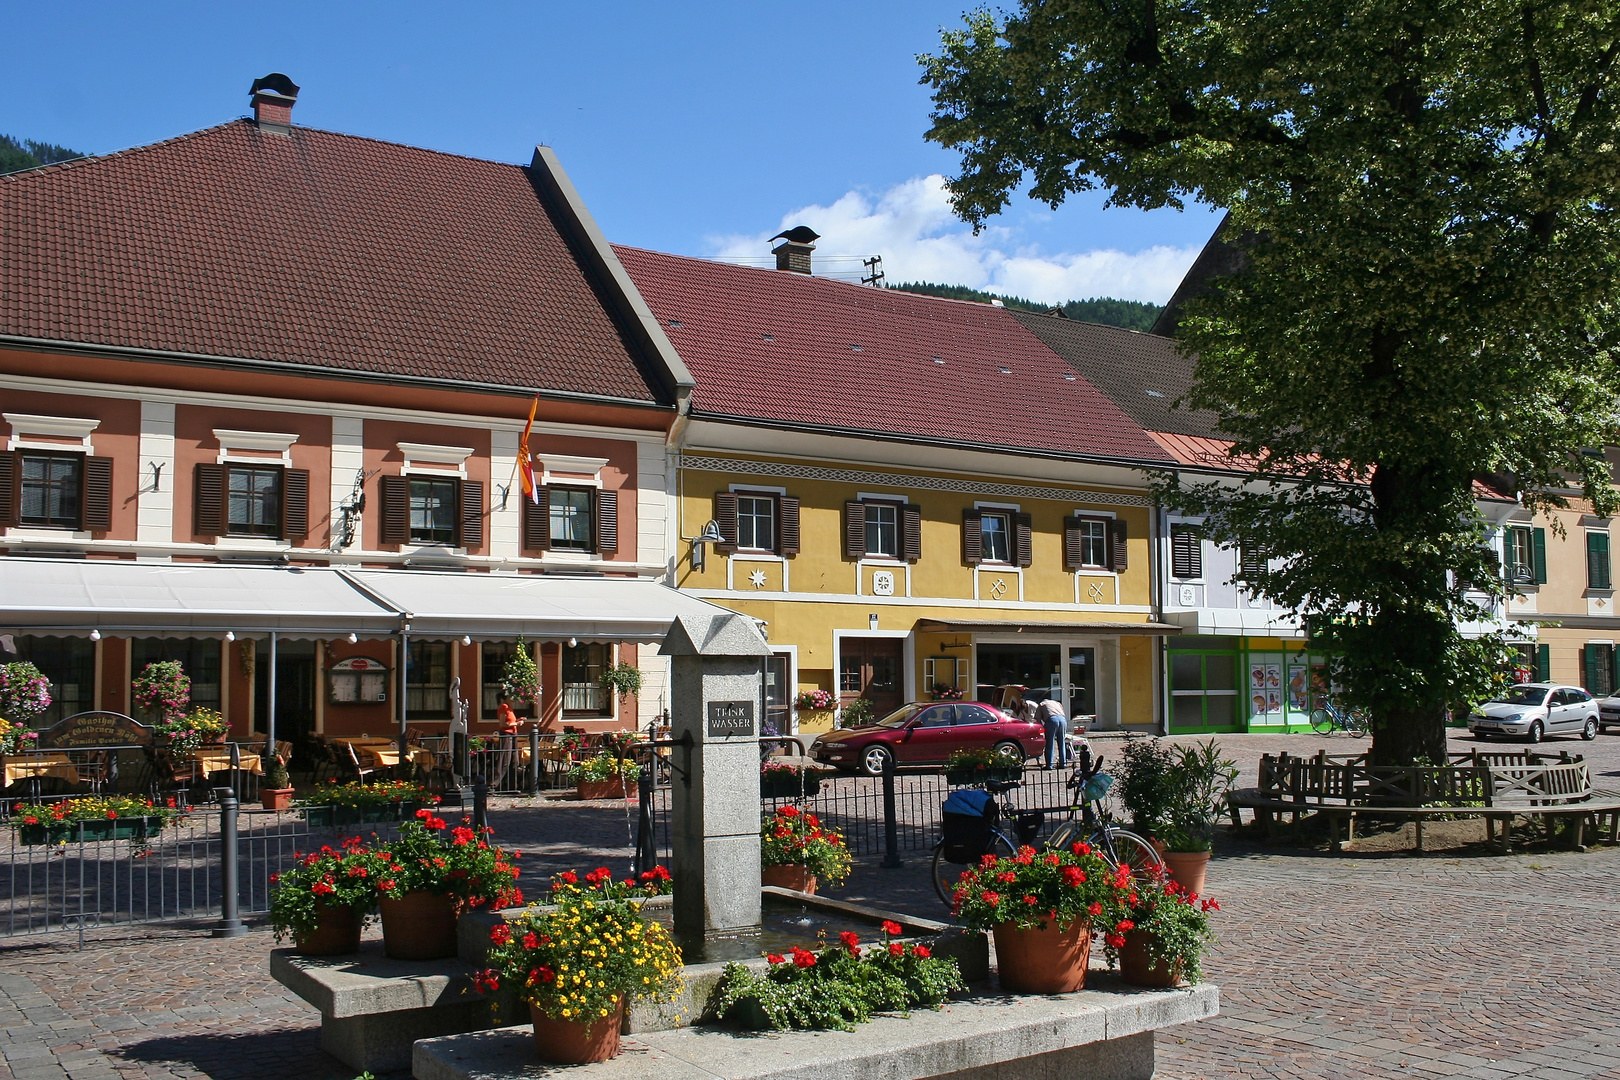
(732, 550, 784, 561)
(216, 535, 291, 551)
(4, 526, 88, 540)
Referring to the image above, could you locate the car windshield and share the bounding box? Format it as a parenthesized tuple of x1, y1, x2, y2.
(1489, 686, 1548, 707)
(873, 704, 925, 728)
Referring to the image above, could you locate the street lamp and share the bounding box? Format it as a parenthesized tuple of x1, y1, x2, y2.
(691, 519, 724, 572)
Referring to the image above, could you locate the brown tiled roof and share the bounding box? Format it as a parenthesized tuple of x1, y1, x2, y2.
(1009, 309, 1224, 439)
(0, 121, 666, 403)
(614, 247, 1174, 464)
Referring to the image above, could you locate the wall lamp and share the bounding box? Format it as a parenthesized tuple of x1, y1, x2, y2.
(690, 519, 724, 572)
(89, 629, 102, 641)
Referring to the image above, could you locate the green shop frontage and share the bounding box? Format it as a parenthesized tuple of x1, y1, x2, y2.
(1166, 635, 1329, 734)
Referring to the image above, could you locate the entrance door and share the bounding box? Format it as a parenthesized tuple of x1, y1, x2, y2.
(839, 638, 903, 720)
(1068, 648, 1096, 722)
(255, 640, 316, 746)
(764, 653, 791, 738)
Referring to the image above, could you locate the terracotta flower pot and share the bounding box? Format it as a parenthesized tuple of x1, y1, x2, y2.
(1161, 850, 1211, 895)
(1118, 929, 1183, 987)
(761, 864, 817, 894)
(379, 890, 459, 960)
(296, 902, 364, 956)
(992, 919, 1092, 994)
(529, 1001, 624, 1064)
(577, 776, 629, 801)
(261, 788, 296, 812)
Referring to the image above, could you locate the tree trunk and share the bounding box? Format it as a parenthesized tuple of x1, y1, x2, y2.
(1370, 703, 1448, 768)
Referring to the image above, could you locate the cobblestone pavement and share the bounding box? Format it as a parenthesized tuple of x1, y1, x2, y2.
(3, 731, 1619, 1080)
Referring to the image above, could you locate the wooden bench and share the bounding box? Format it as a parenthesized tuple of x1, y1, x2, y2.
(1228, 750, 1620, 852)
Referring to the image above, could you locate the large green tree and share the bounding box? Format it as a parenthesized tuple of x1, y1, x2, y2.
(923, 0, 1620, 764)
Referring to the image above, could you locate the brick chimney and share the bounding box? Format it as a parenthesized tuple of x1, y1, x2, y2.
(249, 73, 300, 135)
(770, 225, 820, 275)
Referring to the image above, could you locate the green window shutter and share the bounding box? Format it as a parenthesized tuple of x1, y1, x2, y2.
(1588, 532, 1611, 590)
(1536, 643, 1551, 682)
(1582, 645, 1596, 691)
(1532, 528, 1548, 585)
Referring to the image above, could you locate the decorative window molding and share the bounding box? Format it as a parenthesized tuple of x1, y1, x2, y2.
(5, 413, 100, 452)
(539, 454, 608, 487)
(679, 453, 1150, 507)
(398, 442, 475, 477)
(215, 428, 299, 465)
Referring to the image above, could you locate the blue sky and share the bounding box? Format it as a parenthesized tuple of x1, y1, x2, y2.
(2, 1, 1221, 303)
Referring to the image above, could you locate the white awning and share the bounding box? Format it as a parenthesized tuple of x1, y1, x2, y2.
(0, 558, 397, 638)
(342, 569, 731, 642)
(0, 558, 734, 643)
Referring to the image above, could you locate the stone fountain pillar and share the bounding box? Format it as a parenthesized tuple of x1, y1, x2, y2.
(659, 612, 770, 943)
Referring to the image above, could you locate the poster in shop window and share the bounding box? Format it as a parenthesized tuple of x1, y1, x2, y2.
(1250, 661, 1283, 718)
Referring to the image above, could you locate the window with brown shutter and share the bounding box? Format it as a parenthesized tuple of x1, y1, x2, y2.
(844, 500, 865, 560)
(1062, 516, 1084, 571)
(281, 468, 310, 540)
(595, 487, 618, 554)
(459, 479, 485, 548)
(1170, 524, 1201, 579)
(1015, 512, 1033, 568)
(522, 485, 551, 550)
(194, 463, 226, 536)
(713, 492, 739, 552)
(0, 451, 16, 526)
(779, 496, 801, 556)
(962, 509, 983, 566)
(1109, 519, 1129, 572)
(81, 456, 112, 532)
(902, 505, 922, 563)
(378, 474, 409, 545)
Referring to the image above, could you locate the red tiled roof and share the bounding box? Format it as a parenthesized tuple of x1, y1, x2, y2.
(614, 247, 1173, 463)
(1, 121, 665, 403)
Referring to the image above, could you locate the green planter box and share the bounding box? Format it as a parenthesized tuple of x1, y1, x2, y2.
(944, 765, 1023, 787)
(760, 774, 823, 800)
(300, 801, 420, 827)
(17, 816, 161, 845)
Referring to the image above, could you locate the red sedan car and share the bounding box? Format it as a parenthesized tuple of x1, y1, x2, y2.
(808, 701, 1046, 776)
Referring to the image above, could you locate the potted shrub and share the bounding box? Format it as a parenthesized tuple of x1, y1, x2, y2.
(1104, 874, 1218, 988)
(840, 698, 875, 727)
(1160, 740, 1239, 894)
(948, 840, 1133, 993)
(500, 639, 543, 710)
(10, 795, 180, 845)
(760, 805, 851, 895)
(268, 837, 378, 955)
(760, 760, 822, 799)
(1111, 738, 1179, 845)
(570, 752, 641, 800)
(716, 921, 964, 1031)
(793, 689, 836, 714)
(943, 747, 1022, 786)
(295, 779, 436, 825)
(929, 683, 965, 702)
(0, 716, 40, 755)
(599, 662, 642, 703)
(547, 864, 672, 901)
(372, 809, 523, 960)
(261, 753, 295, 811)
(474, 894, 684, 1064)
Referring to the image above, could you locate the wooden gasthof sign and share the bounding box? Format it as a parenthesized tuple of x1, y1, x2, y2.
(33, 711, 153, 749)
(706, 700, 755, 738)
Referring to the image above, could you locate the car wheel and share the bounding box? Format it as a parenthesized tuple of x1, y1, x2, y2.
(1582, 717, 1599, 741)
(993, 740, 1024, 764)
(860, 744, 893, 777)
(1527, 721, 1544, 744)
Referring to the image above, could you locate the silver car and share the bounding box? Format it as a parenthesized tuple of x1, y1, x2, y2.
(1467, 683, 1600, 743)
(1598, 694, 1620, 735)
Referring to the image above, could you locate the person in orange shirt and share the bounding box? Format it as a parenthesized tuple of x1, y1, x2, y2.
(497, 697, 520, 736)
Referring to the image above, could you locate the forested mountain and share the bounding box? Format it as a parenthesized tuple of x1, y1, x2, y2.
(0, 135, 87, 175)
(890, 281, 1161, 331)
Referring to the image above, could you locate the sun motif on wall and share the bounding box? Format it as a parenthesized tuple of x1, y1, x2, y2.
(749, 569, 768, 589)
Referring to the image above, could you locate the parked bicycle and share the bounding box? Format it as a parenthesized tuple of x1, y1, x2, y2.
(1310, 700, 1370, 735)
(930, 748, 1159, 908)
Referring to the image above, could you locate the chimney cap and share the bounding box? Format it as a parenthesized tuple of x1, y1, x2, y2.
(770, 225, 820, 245)
(250, 73, 300, 101)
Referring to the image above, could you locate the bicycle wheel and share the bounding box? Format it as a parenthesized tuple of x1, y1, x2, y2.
(1098, 827, 1162, 878)
(931, 832, 1016, 910)
(1310, 708, 1335, 735)
(1347, 711, 1371, 735)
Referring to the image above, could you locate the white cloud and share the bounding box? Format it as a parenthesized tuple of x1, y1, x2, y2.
(705, 175, 1201, 305)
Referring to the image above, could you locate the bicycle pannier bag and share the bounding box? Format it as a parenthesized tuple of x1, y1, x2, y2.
(941, 788, 997, 864)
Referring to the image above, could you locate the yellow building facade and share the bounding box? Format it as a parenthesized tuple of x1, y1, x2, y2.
(673, 445, 1173, 735)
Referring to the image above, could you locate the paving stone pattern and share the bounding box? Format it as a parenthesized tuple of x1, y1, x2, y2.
(2, 731, 1618, 1080)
